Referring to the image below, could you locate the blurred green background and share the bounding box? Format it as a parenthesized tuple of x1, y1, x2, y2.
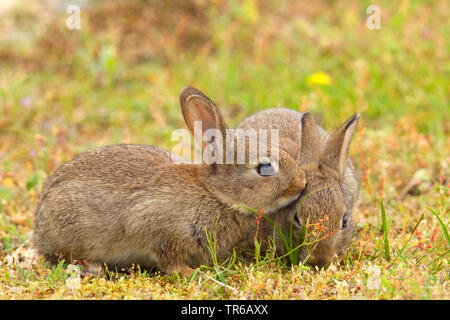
(0, 0, 448, 218)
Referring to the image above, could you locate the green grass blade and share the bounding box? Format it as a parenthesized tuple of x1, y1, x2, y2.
(380, 197, 391, 262)
(428, 207, 450, 247)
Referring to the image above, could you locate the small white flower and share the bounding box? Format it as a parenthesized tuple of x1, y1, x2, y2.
(366, 265, 381, 290)
(66, 264, 83, 277)
(65, 276, 81, 292)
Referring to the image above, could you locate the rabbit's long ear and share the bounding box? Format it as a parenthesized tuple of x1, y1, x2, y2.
(180, 86, 227, 150)
(320, 113, 360, 181)
(298, 111, 321, 166)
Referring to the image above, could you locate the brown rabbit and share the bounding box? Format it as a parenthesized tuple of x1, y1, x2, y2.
(238, 109, 360, 267)
(33, 87, 306, 276)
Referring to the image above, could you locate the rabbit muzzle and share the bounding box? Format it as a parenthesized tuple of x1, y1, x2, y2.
(308, 245, 337, 268)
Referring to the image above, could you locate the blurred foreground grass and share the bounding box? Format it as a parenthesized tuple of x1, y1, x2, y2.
(0, 0, 448, 299)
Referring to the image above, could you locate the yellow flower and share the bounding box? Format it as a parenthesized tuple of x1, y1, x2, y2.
(3, 178, 14, 188)
(242, 0, 259, 24)
(306, 71, 332, 86)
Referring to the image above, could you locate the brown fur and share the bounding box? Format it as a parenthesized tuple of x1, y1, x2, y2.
(33, 88, 306, 276)
(238, 109, 360, 266)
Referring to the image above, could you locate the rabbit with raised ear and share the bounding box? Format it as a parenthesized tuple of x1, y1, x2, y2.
(33, 87, 306, 276)
(238, 109, 360, 267)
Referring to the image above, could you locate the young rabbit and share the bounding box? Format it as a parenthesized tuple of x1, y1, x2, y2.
(238, 109, 360, 267)
(33, 87, 307, 276)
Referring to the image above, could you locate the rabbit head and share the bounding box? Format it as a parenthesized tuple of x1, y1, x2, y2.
(179, 87, 307, 214)
(291, 112, 360, 266)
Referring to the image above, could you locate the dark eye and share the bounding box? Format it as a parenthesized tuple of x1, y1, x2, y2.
(341, 214, 349, 229)
(256, 162, 276, 176)
(293, 214, 302, 229)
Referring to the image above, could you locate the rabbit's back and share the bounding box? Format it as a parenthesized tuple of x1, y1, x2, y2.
(33, 144, 200, 266)
(41, 144, 172, 191)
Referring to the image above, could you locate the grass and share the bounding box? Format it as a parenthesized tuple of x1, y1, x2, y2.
(429, 207, 450, 247)
(380, 197, 391, 262)
(0, 0, 449, 299)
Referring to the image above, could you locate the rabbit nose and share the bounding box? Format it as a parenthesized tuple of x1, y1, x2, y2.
(311, 254, 333, 268)
(311, 252, 335, 267)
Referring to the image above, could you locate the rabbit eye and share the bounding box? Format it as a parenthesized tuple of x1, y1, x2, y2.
(293, 214, 302, 229)
(341, 214, 349, 229)
(256, 162, 276, 176)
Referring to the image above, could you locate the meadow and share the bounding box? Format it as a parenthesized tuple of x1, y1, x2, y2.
(0, 0, 448, 299)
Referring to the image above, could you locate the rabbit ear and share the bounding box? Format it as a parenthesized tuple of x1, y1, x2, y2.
(180, 86, 227, 150)
(298, 111, 321, 166)
(279, 137, 299, 160)
(320, 113, 360, 181)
